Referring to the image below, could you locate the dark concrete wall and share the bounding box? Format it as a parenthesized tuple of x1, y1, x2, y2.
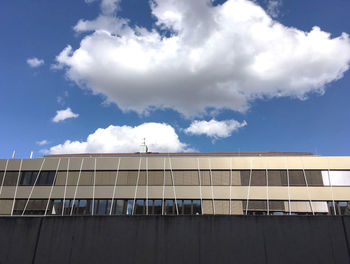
(0, 216, 349, 264)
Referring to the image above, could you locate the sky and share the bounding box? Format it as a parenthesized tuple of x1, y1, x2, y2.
(0, 0, 350, 158)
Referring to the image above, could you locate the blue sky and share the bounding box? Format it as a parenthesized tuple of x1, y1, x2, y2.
(0, 0, 350, 158)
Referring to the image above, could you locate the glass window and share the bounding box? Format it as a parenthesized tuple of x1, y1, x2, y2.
(322, 171, 350, 186)
(97, 200, 107, 215)
(305, 171, 323, 186)
(113, 200, 125, 215)
(165, 200, 174, 215)
(268, 170, 288, 186)
(176, 200, 183, 215)
(51, 199, 63, 215)
(153, 200, 162, 215)
(338, 201, 350, 215)
(183, 200, 192, 214)
(147, 200, 153, 215)
(240, 170, 250, 186)
(3, 171, 19, 186)
(20, 171, 38, 186)
(135, 199, 145, 215)
(126, 200, 134, 215)
(193, 200, 201, 215)
(251, 170, 266, 186)
(95, 171, 116, 186)
(289, 170, 306, 186)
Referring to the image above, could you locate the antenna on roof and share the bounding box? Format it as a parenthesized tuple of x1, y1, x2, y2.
(12, 150, 16, 159)
(139, 138, 148, 154)
(29, 151, 33, 159)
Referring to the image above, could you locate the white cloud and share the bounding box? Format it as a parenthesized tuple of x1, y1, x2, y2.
(266, 0, 282, 18)
(54, 0, 350, 117)
(48, 122, 189, 154)
(185, 119, 247, 139)
(27, 57, 45, 68)
(52, 107, 79, 123)
(36, 140, 49, 146)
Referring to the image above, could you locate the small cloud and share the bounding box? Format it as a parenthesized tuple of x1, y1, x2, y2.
(52, 107, 79, 123)
(27, 57, 44, 68)
(184, 119, 247, 139)
(64, 90, 69, 97)
(36, 140, 49, 146)
(267, 0, 282, 18)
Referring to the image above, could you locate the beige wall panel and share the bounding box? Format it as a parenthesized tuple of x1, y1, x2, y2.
(12, 186, 32, 198)
(301, 157, 328, 170)
(328, 157, 350, 170)
(202, 200, 213, 214)
(231, 201, 243, 215)
(31, 187, 51, 198)
(200, 186, 212, 199)
(170, 157, 197, 170)
(21, 158, 45, 171)
(248, 187, 268, 199)
(266, 157, 287, 169)
(147, 187, 164, 198)
(210, 158, 231, 170)
(214, 200, 230, 215)
(135, 186, 146, 198)
(173, 186, 201, 198)
(7, 159, 23, 171)
(250, 157, 266, 170)
(68, 158, 84, 170)
(42, 158, 60, 171)
(0, 159, 8, 171)
(231, 171, 241, 185)
(49, 186, 66, 198)
(96, 157, 120, 170)
(268, 187, 289, 200)
(230, 187, 249, 199)
(285, 157, 304, 169)
(0, 200, 13, 215)
(213, 186, 230, 199)
(82, 158, 95, 170)
(57, 158, 69, 171)
(332, 187, 350, 200)
(118, 157, 144, 170)
(147, 157, 166, 170)
(163, 186, 176, 199)
(0, 187, 16, 198)
(231, 157, 251, 169)
(308, 187, 333, 200)
(114, 186, 137, 199)
(289, 187, 313, 200)
(58, 186, 78, 199)
(197, 158, 210, 170)
(94, 186, 114, 198)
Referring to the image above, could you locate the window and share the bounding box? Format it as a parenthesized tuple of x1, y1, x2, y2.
(268, 170, 288, 186)
(289, 170, 306, 186)
(193, 200, 201, 215)
(251, 170, 266, 186)
(20, 171, 38, 185)
(322, 171, 350, 186)
(305, 171, 323, 186)
(135, 199, 145, 215)
(165, 200, 175, 215)
(2, 171, 19, 186)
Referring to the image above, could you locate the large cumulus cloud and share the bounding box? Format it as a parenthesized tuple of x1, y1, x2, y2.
(55, 0, 350, 117)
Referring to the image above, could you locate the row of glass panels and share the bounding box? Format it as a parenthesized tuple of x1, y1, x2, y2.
(1, 170, 350, 186)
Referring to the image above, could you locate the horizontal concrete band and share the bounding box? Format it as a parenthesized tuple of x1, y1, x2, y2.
(1, 186, 349, 200)
(1, 156, 350, 171)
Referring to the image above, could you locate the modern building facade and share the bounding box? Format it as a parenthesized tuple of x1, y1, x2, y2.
(0, 152, 349, 216)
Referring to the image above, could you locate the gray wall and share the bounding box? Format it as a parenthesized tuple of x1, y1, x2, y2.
(0, 216, 349, 264)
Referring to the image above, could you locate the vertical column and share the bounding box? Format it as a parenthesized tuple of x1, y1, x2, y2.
(70, 158, 84, 216)
(327, 157, 337, 215)
(45, 158, 61, 216)
(229, 158, 232, 215)
(162, 158, 166, 215)
(301, 157, 314, 215)
(285, 157, 291, 215)
(197, 158, 203, 215)
(92, 158, 96, 216)
(265, 159, 269, 215)
(208, 158, 215, 215)
(245, 158, 253, 215)
(168, 156, 179, 215)
(0, 159, 9, 196)
(22, 158, 46, 216)
(110, 158, 121, 215)
(132, 156, 142, 215)
(11, 159, 23, 216)
(62, 158, 70, 216)
(146, 157, 149, 215)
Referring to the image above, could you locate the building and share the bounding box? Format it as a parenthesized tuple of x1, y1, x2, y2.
(0, 151, 349, 217)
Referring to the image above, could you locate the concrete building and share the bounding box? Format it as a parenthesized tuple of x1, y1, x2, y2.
(0, 152, 349, 216)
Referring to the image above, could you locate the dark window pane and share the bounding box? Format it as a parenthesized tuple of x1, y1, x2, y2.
(289, 170, 306, 186)
(176, 200, 183, 215)
(114, 200, 124, 215)
(126, 200, 134, 215)
(147, 200, 153, 215)
(165, 200, 174, 215)
(135, 199, 145, 215)
(38, 171, 48, 185)
(154, 200, 162, 215)
(193, 200, 201, 215)
(3, 171, 19, 186)
(21, 171, 33, 185)
(47, 171, 56, 185)
(184, 200, 192, 215)
(251, 170, 266, 186)
(268, 171, 288, 186)
(52, 199, 63, 215)
(97, 200, 107, 215)
(240, 170, 250, 186)
(305, 171, 323, 186)
(339, 201, 350, 215)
